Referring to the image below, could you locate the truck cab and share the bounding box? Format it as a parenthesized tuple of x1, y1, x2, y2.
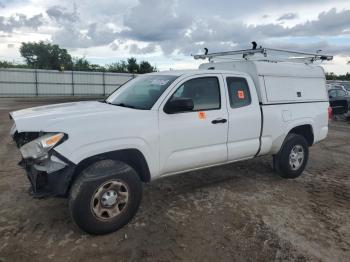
(156, 70, 262, 175)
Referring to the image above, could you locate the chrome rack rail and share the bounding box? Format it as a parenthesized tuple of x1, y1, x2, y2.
(192, 47, 333, 63)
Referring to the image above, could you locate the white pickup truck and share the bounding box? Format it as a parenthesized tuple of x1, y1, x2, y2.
(10, 48, 330, 234)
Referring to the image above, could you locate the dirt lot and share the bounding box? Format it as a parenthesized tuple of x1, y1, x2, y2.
(0, 98, 349, 262)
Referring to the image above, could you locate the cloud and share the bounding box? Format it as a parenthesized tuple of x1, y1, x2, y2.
(2, 0, 350, 64)
(122, 7, 350, 56)
(26, 14, 44, 28)
(43, 2, 350, 59)
(106, 0, 349, 57)
(174, 0, 333, 20)
(86, 23, 118, 46)
(47, 4, 119, 48)
(46, 4, 79, 23)
(128, 43, 157, 54)
(51, 21, 119, 49)
(0, 13, 44, 32)
(110, 42, 119, 51)
(277, 13, 298, 21)
(121, 0, 191, 42)
(291, 8, 350, 36)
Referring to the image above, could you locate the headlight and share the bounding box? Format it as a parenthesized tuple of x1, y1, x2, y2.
(20, 133, 66, 160)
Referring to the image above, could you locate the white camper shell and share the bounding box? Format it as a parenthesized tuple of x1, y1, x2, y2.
(199, 60, 328, 104)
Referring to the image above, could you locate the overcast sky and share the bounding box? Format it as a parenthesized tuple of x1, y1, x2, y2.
(0, 0, 350, 73)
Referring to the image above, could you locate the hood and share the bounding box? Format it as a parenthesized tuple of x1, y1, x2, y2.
(10, 101, 131, 132)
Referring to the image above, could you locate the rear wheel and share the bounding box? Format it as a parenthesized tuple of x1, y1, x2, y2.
(274, 134, 309, 179)
(69, 159, 142, 235)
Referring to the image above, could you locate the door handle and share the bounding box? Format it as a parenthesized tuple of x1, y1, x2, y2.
(211, 118, 227, 124)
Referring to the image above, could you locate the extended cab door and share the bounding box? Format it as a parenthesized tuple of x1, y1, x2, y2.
(223, 74, 261, 161)
(158, 74, 229, 175)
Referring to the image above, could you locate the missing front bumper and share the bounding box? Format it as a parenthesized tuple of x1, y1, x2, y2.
(19, 154, 76, 198)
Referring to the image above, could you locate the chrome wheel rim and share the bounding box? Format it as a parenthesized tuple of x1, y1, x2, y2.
(91, 180, 129, 220)
(289, 145, 304, 171)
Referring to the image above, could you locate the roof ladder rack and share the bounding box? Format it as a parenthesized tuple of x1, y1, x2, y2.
(192, 47, 333, 63)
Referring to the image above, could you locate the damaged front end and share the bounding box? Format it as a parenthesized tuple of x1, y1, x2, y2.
(11, 124, 75, 198)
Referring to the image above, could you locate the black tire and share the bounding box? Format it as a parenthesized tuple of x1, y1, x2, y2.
(69, 159, 142, 235)
(274, 134, 309, 179)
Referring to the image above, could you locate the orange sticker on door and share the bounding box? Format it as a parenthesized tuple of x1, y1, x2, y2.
(198, 111, 206, 120)
(238, 90, 245, 99)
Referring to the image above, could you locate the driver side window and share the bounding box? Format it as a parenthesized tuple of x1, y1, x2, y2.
(170, 77, 221, 111)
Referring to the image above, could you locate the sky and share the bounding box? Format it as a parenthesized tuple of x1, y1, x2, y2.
(0, 0, 350, 73)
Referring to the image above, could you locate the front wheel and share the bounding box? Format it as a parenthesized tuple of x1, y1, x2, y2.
(69, 160, 142, 235)
(274, 134, 309, 179)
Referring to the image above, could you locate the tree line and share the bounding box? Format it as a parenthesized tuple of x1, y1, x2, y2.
(325, 72, 350, 81)
(0, 41, 157, 74)
(1, 41, 349, 79)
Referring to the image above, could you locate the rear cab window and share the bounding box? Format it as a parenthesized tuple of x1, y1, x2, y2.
(226, 77, 252, 108)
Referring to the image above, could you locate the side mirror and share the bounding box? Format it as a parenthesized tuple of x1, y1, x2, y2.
(164, 98, 194, 114)
(329, 95, 333, 99)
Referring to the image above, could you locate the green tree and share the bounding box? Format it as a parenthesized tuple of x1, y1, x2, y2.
(106, 61, 128, 73)
(89, 64, 106, 72)
(73, 57, 91, 71)
(20, 41, 72, 70)
(138, 61, 156, 73)
(0, 60, 30, 69)
(325, 72, 350, 81)
(127, 57, 139, 73)
(5, 41, 157, 73)
(0, 61, 15, 68)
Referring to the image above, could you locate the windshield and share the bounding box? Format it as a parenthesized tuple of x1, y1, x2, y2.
(106, 75, 178, 110)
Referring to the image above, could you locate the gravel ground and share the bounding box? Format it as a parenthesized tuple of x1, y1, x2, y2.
(0, 98, 349, 262)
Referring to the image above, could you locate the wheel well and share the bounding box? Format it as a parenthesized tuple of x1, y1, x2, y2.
(68, 149, 151, 194)
(288, 125, 314, 146)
